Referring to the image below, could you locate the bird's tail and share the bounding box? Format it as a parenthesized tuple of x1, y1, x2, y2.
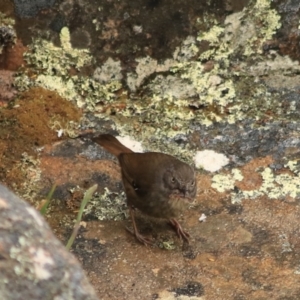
(92, 134, 134, 157)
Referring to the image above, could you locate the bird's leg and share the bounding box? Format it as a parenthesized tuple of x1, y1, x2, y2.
(169, 218, 190, 243)
(125, 206, 153, 246)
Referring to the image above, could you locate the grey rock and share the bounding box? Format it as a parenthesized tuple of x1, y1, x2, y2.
(0, 184, 98, 300)
(13, 0, 56, 18)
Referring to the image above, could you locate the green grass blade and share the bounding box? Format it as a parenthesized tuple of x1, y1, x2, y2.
(40, 184, 57, 215)
(66, 184, 98, 250)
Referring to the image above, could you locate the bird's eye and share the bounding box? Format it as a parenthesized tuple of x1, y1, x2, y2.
(132, 180, 138, 190)
(171, 177, 176, 183)
(191, 181, 195, 186)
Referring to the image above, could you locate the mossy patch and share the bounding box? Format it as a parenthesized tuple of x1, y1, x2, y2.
(0, 87, 82, 188)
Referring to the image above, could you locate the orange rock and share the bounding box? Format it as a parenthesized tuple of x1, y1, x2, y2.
(0, 39, 28, 71)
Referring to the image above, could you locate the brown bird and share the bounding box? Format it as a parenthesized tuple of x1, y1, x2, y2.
(92, 134, 197, 245)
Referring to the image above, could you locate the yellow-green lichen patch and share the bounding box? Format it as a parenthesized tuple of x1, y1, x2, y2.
(92, 1, 282, 167)
(12, 153, 42, 202)
(0, 13, 16, 54)
(198, 25, 224, 46)
(211, 169, 244, 193)
(25, 28, 91, 76)
(231, 165, 300, 203)
(221, 1, 281, 57)
(176, 61, 237, 109)
(172, 1, 280, 124)
(0, 12, 15, 27)
(243, 0, 281, 55)
(14, 1, 284, 141)
(134, 0, 281, 128)
(60, 27, 72, 51)
(285, 160, 300, 174)
(11, 2, 286, 166)
(160, 240, 176, 250)
(94, 57, 123, 83)
(15, 27, 122, 111)
(84, 188, 127, 221)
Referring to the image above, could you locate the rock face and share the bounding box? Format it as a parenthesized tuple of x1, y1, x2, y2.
(13, 0, 56, 18)
(2, 0, 300, 298)
(0, 184, 98, 300)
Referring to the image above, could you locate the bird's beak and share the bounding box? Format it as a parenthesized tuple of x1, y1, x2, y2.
(179, 186, 187, 197)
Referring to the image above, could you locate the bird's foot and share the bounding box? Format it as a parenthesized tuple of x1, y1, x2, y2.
(125, 226, 153, 246)
(169, 218, 190, 243)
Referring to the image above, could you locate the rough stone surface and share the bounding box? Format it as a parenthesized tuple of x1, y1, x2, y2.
(13, 0, 56, 18)
(1, 0, 300, 299)
(0, 184, 98, 300)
